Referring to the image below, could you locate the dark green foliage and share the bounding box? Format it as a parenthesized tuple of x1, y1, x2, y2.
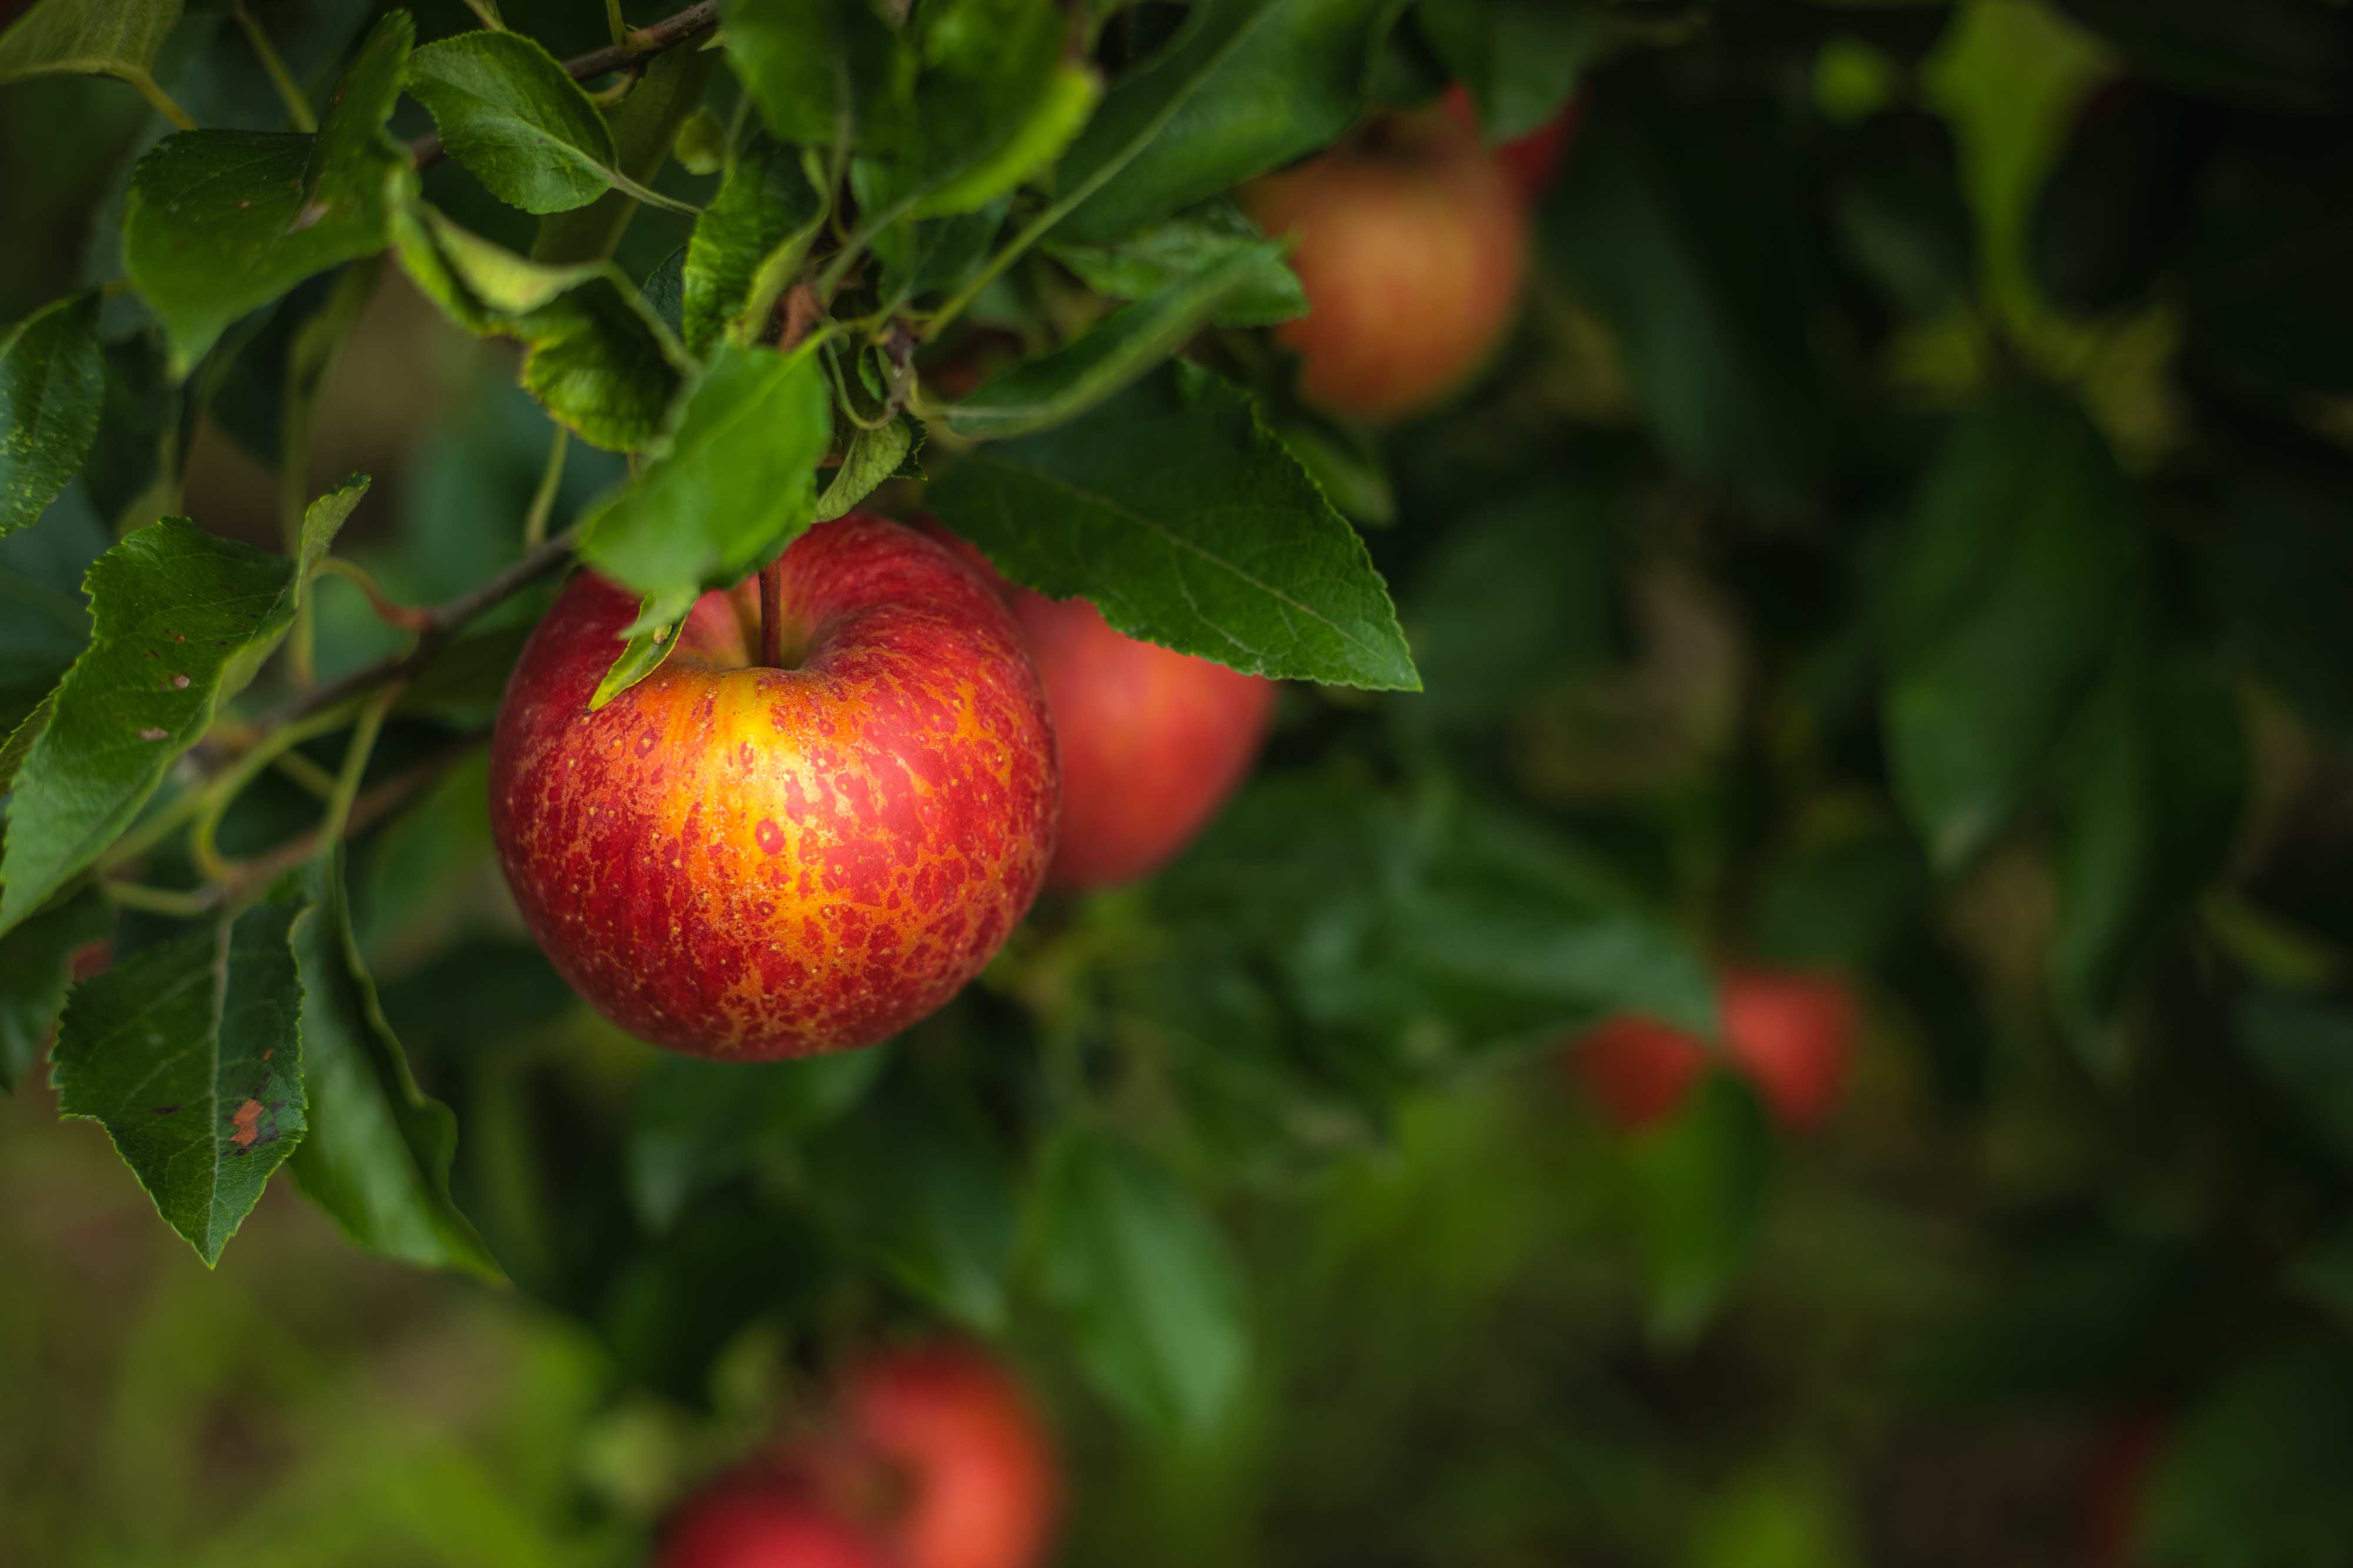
(3, 1, 2353, 1562)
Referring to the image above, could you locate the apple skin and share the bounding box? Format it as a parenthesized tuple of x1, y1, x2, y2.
(656, 1476, 888, 1568)
(1243, 106, 1530, 423)
(779, 1345, 1058, 1568)
(488, 514, 1058, 1059)
(1571, 969, 1859, 1133)
(918, 525, 1277, 890)
(1008, 592, 1277, 891)
(1441, 84, 1585, 201)
(841, 1345, 1059, 1568)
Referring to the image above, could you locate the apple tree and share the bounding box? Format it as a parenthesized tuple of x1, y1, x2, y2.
(5, 0, 2353, 1563)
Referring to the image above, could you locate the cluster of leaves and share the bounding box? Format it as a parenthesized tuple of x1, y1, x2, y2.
(8, 0, 2353, 1562)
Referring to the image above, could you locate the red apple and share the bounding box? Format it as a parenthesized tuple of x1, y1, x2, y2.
(656, 1476, 888, 1568)
(1572, 1013, 1709, 1133)
(1244, 106, 1530, 423)
(919, 525, 1277, 890)
(488, 514, 1059, 1059)
(1008, 592, 1277, 890)
(776, 1344, 1058, 1568)
(1441, 84, 1585, 201)
(834, 1344, 1058, 1568)
(1571, 968, 1859, 1133)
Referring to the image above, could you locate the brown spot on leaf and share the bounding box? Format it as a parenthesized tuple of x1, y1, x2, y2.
(138, 727, 168, 741)
(229, 1099, 263, 1149)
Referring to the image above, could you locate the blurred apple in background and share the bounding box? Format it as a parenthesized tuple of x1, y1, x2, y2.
(1244, 105, 1530, 423)
(1007, 593, 1277, 891)
(1573, 968, 1859, 1133)
(655, 1474, 887, 1568)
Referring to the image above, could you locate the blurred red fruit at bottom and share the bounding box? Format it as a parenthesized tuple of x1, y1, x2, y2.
(1571, 969, 1858, 1133)
(836, 1345, 1059, 1568)
(655, 1477, 887, 1568)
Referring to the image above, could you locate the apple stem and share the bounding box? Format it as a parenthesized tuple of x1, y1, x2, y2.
(759, 559, 784, 669)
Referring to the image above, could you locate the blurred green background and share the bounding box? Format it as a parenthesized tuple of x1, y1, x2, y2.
(12, 1, 2353, 1565)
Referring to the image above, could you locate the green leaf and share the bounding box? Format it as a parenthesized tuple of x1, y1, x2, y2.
(82, 333, 179, 533)
(0, 482, 107, 739)
(51, 895, 308, 1266)
(0, 693, 53, 795)
(808, 1072, 1019, 1331)
(1046, 198, 1305, 327)
(854, 171, 1006, 311)
(2054, 648, 2245, 1036)
(1031, 1132, 1248, 1437)
(1168, 776, 1715, 1046)
(1417, 0, 1599, 140)
(1882, 388, 2142, 870)
(406, 31, 629, 216)
(722, 0, 908, 149)
(2141, 1347, 2353, 1568)
(295, 473, 368, 586)
(1545, 75, 1839, 511)
(626, 1048, 886, 1230)
(673, 105, 729, 176)
(211, 259, 382, 473)
(945, 241, 1285, 439)
(0, 884, 107, 1091)
(814, 413, 916, 523)
(287, 855, 501, 1278)
(2239, 994, 2353, 1163)
(0, 293, 105, 538)
(1402, 478, 1617, 726)
(1629, 1073, 1774, 1345)
(589, 596, 689, 710)
(681, 132, 826, 356)
(0, 0, 180, 94)
(1397, 803, 1721, 1043)
(0, 518, 299, 938)
(911, 57, 1101, 218)
(1052, 0, 1395, 244)
(121, 10, 412, 374)
(1272, 417, 1391, 526)
(529, 40, 718, 266)
(727, 0, 1087, 222)
(929, 363, 1418, 689)
(391, 193, 693, 450)
(579, 339, 833, 628)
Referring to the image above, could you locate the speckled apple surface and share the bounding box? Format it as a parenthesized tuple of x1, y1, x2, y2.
(488, 514, 1058, 1059)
